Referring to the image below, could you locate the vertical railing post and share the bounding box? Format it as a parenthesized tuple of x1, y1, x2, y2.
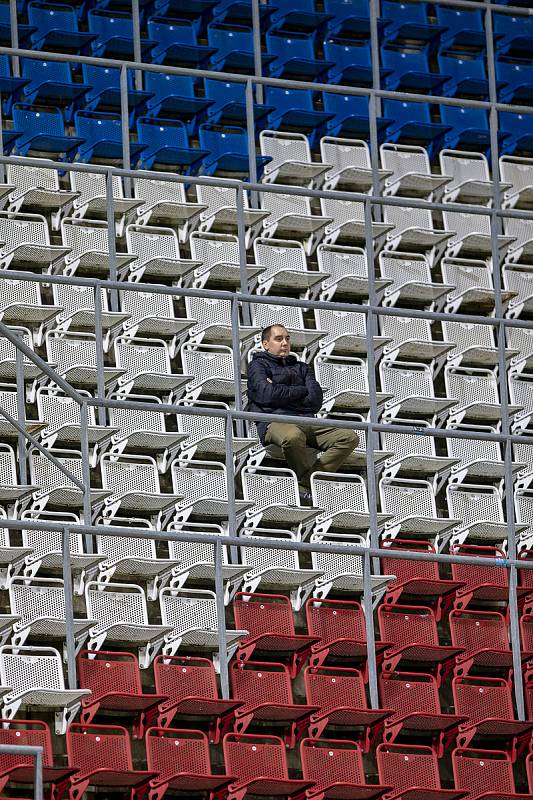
(214, 539, 230, 698)
(94, 285, 107, 426)
(368, 0, 382, 201)
(251, 0, 263, 104)
(34, 745, 43, 800)
(62, 526, 77, 690)
(131, 0, 143, 89)
(15, 347, 27, 485)
(105, 170, 119, 311)
(9, 0, 18, 76)
(245, 80, 258, 198)
(120, 65, 131, 175)
(80, 401, 92, 528)
(363, 548, 379, 708)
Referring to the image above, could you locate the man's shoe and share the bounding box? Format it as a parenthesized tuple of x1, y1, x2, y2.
(298, 486, 313, 505)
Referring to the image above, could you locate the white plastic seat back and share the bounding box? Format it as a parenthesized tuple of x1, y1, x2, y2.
(134, 177, 187, 208)
(62, 218, 109, 257)
(442, 209, 491, 239)
(21, 510, 83, 562)
(509, 373, 533, 416)
(254, 237, 308, 277)
(29, 448, 84, 492)
(120, 289, 175, 326)
(8, 163, 60, 195)
(317, 244, 368, 283)
(126, 224, 181, 265)
(190, 232, 240, 268)
(197, 184, 238, 216)
(160, 587, 218, 633)
(36, 389, 95, 434)
(379, 251, 432, 288)
(101, 454, 161, 496)
(71, 171, 124, 209)
(315, 309, 366, 343)
(181, 343, 234, 383)
(167, 522, 229, 568)
(381, 424, 436, 459)
(45, 330, 98, 374)
(447, 484, 504, 525)
(383, 203, 434, 235)
(500, 155, 533, 201)
(0, 444, 19, 485)
(0, 279, 43, 312)
(310, 532, 366, 583)
(176, 401, 227, 444)
(379, 477, 437, 519)
(171, 460, 228, 502)
(446, 424, 501, 465)
(108, 396, 166, 436)
(9, 576, 70, 626)
(442, 258, 493, 298)
(380, 143, 431, 180)
(96, 526, 157, 563)
(260, 190, 311, 223)
(85, 581, 149, 631)
(439, 150, 490, 190)
(320, 198, 365, 228)
(311, 473, 368, 514)
(0, 388, 18, 422)
(380, 314, 433, 348)
(0, 213, 51, 248)
(380, 361, 436, 403)
(0, 645, 66, 693)
(242, 466, 299, 508)
(240, 529, 300, 573)
(114, 336, 172, 380)
(320, 137, 371, 181)
(53, 283, 109, 325)
(261, 130, 311, 166)
(185, 295, 232, 333)
(315, 356, 368, 394)
(445, 367, 499, 407)
(251, 302, 305, 332)
(441, 320, 495, 355)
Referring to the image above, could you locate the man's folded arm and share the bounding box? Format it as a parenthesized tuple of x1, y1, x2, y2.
(247, 360, 309, 407)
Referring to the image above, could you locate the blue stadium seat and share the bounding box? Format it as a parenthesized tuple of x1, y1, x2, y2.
(382, 0, 445, 46)
(382, 45, 450, 94)
(205, 79, 274, 128)
(199, 122, 271, 176)
(323, 0, 390, 39)
(28, 1, 97, 54)
(496, 58, 533, 105)
(436, 6, 487, 51)
(145, 72, 214, 136)
(82, 65, 154, 125)
(0, 55, 29, 116)
(88, 8, 156, 60)
(137, 116, 208, 173)
(2, 128, 22, 153)
(323, 92, 392, 142)
(437, 52, 491, 99)
(21, 59, 90, 122)
(265, 86, 333, 145)
(440, 105, 510, 153)
(75, 109, 146, 164)
(269, 0, 333, 35)
(324, 37, 372, 85)
(499, 111, 533, 155)
(213, 0, 276, 29)
(494, 11, 533, 59)
(13, 102, 84, 159)
(266, 27, 333, 80)
(383, 99, 451, 158)
(0, 2, 36, 46)
(154, 0, 219, 34)
(208, 21, 276, 73)
(148, 15, 216, 68)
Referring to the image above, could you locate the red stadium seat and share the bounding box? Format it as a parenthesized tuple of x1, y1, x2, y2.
(66, 722, 157, 800)
(449, 609, 521, 678)
(230, 660, 318, 747)
(449, 544, 527, 613)
(222, 732, 314, 800)
(300, 737, 392, 800)
(376, 742, 466, 800)
(378, 604, 463, 685)
(153, 655, 243, 744)
(452, 747, 530, 800)
(146, 727, 236, 800)
(378, 671, 466, 756)
(233, 592, 319, 678)
(304, 665, 392, 751)
(77, 649, 168, 738)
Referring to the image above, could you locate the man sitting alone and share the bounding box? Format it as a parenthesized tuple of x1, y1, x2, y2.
(247, 324, 359, 493)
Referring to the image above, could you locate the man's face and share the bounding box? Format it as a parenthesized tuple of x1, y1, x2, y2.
(263, 325, 291, 357)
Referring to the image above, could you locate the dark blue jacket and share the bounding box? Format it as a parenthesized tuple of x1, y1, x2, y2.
(246, 350, 324, 443)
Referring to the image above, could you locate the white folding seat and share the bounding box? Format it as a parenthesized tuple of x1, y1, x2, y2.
(45, 329, 124, 394)
(239, 528, 323, 610)
(0, 508, 33, 589)
(0, 211, 70, 272)
(319, 196, 392, 250)
(500, 155, 533, 209)
(513, 431, 533, 491)
(167, 521, 248, 604)
(120, 288, 193, 357)
(7, 162, 78, 230)
(101, 453, 181, 529)
(317, 243, 392, 303)
(515, 488, 533, 551)
(380, 360, 457, 425)
(0, 644, 90, 733)
(381, 143, 451, 199)
(20, 509, 104, 594)
(0, 382, 45, 441)
(69, 171, 141, 237)
(445, 423, 526, 487)
(85, 580, 173, 668)
(502, 215, 533, 263)
(251, 302, 324, 358)
(114, 335, 191, 401)
(380, 314, 453, 372)
(445, 365, 521, 427)
(379, 477, 460, 548)
(181, 342, 243, 403)
(446, 483, 526, 548)
(176, 400, 255, 469)
(261, 130, 331, 188)
(320, 136, 392, 193)
(190, 231, 262, 291)
(133, 176, 206, 241)
(442, 207, 514, 260)
(0, 443, 36, 517)
(315, 354, 391, 415)
(61, 217, 135, 279)
(441, 319, 518, 370)
(253, 236, 328, 297)
(197, 183, 268, 248)
(502, 262, 533, 318)
(159, 586, 247, 666)
(241, 465, 322, 537)
(185, 295, 258, 351)
(383, 203, 453, 266)
(440, 150, 502, 205)
(509, 372, 533, 432)
(506, 325, 533, 375)
(37, 387, 117, 468)
(309, 531, 393, 600)
(108, 393, 187, 473)
(9, 575, 93, 653)
(441, 257, 514, 315)
(126, 223, 199, 285)
(171, 459, 253, 531)
(379, 251, 453, 309)
(0, 277, 60, 346)
(29, 447, 110, 517)
(315, 307, 389, 359)
(52, 284, 129, 353)
(381, 419, 458, 491)
(260, 190, 331, 256)
(95, 516, 180, 601)
(310, 471, 391, 540)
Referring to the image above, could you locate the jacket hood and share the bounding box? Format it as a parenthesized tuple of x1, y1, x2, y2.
(251, 349, 299, 366)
